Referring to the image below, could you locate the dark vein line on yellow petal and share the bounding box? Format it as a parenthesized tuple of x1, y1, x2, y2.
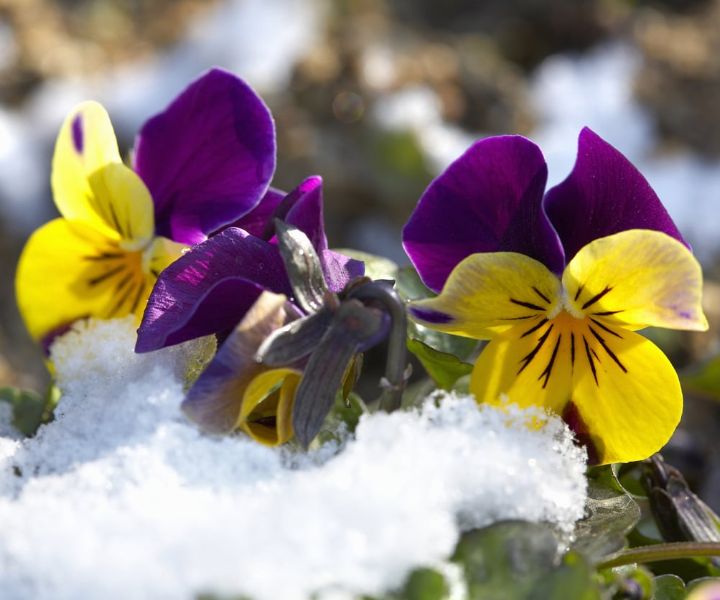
(583, 336, 598, 385)
(83, 252, 125, 261)
(107, 200, 125, 237)
(500, 315, 535, 321)
(589, 318, 623, 338)
(510, 298, 546, 312)
(539, 334, 562, 388)
(582, 286, 613, 310)
(521, 317, 548, 338)
(518, 324, 554, 375)
(574, 284, 584, 301)
(128, 282, 146, 314)
(87, 264, 126, 287)
(592, 310, 623, 316)
(588, 325, 627, 373)
(150, 269, 160, 278)
(532, 287, 551, 304)
(108, 276, 137, 316)
(570, 333, 575, 370)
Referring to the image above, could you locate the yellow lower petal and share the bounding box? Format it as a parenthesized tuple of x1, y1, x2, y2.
(16, 218, 146, 341)
(239, 368, 302, 446)
(563, 229, 708, 332)
(412, 252, 561, 339)
(470, 316, 572, 415)
(569, 328, 682, 465)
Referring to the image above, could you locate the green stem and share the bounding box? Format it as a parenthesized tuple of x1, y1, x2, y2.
(598, 542, 720, 569)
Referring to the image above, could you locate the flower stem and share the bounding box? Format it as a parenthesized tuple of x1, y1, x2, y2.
(597, 542, 720, 569)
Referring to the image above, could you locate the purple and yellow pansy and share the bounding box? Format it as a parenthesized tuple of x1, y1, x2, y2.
(403, 128, 708, 465)
(15, 68, 275, 347)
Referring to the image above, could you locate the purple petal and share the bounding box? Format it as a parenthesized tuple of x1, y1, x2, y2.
(282, 176, 327, 252)
(544, 127, 688, 264)
(136, 227, 291, 352)
(321, 249, 365, 293)
(402, 135, 564, 292)
(134, 68, 276, 244)
(224, 187, 285, 239)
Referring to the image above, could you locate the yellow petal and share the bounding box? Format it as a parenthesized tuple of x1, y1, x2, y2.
(52, 101, 154, 246)
(411, 252, 561, 339)
(563, 229, 708, 331)
(16, 218, 147, 341)
(569, 328, 682, 465)
(470, 314, 573, 415)
(239, 368, 302, 446)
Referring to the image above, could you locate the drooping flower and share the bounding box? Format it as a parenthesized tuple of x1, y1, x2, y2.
(403, 128, 708, 465)
(135, 175, 364, 352)
(181, 223, 398, 447)
(16, 68, 275, 347)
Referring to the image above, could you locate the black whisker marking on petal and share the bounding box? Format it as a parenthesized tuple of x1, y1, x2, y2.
(588, 325, 627, 373)
(128, 282, 147, 315)
(592, 310, 623, 316)
(570, 332, 576, 370)
(583, 336, 598, 385)
(87, 264, 126, 287)
(591, 347, 600, 361)
(539, 334, 562, 388)
(108, 276, 137, 316)
(589, 318, 623, 338)
(83, 252, 125, 262)
(517, 324, 554, 375)
(532, 287, 551, 304)
(521, 317, 548, 338)
(582, 286, 613, 310)
(150, 269, 160, 278)
(574, 284, 584, 301)
(107, 201, 125, 238)
(510, 298, 546, 312)
(500, 315, 535, 321)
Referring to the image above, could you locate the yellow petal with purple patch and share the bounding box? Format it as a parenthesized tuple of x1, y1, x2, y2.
(568, 328, 682, 465)
(15, 218, 146, 342)
(469, 314, 573, 416)
(52, 101, 154, 247)
(239, 367, 302, 446)
(563, 229, 708, 332)
(411, 252, 561, 339)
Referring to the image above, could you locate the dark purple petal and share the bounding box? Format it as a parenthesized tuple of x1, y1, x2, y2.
(225, 187, 285, 238)
(544, 127, 688, 264)
(182, 291, 290, 433)
(283, 176, 327, 252)
(134, 68, 276, 244)
(321, 249, 365, 293)
(136, 227, 291, 352)
(402, 135, 564, 292)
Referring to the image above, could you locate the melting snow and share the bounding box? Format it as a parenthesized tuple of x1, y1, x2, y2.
(0, 318, 586, 600)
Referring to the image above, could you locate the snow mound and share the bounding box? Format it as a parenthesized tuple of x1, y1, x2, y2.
(0, 318, 587, 600)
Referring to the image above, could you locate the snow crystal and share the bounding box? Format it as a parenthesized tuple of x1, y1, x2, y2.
(0, 318, 587, 600)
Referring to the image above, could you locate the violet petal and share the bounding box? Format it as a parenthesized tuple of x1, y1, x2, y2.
(403, 135, 564, 291)
(544, 127, 688, 264)
(134, 68, 276, 244)
(136, 227, 291, 352)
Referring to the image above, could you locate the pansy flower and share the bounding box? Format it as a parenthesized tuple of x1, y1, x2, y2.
(135, 175, 364, 352)
(16, 68, 275, 347)
(403, 128, 708, 465)
(181, 224, 398, 447)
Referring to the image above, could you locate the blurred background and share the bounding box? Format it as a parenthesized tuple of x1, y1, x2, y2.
(1, 0, 719, 497)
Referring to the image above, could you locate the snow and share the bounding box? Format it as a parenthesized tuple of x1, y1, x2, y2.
(0, 318, 587, 600)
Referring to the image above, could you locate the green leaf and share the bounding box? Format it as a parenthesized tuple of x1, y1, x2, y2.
(652, 574, 686, 600)
(452, 521, 600, 600)
(407, 338, 473, 390)
(572, 466, 641, 563)
(401, 568, 450, 600)
(682, 355, 720, 401)
(0, 386, 54, 437)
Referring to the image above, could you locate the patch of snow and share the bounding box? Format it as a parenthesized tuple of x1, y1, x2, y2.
(0, 318, 587, 600)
